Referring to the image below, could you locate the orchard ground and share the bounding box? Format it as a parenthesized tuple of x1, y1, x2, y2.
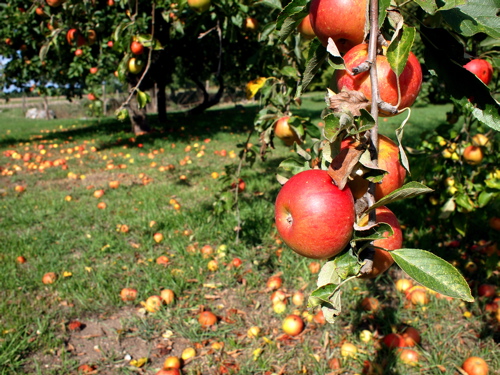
(0, 94, 499, 374)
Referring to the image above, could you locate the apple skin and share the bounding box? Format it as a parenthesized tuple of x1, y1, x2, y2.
(383, 333, 405, 349)
(309, 0, 366, 53)
(130, 41, 144, 55)
(274, 116, 302, 146)
(187, 0, 211, 13)
(128, 58, 144, 74)
(275, 169, 355, 259)
(462, 356, 489, 375)
(464, 59, 493, 85)
(198, 311, 217, 326)
(298, 14, 316, 40)
(66, 29, 86, 47)
(358, 206, 403, 278)
(282, 314, 304, 336)
(334, 43, 422, 115)
(463, 145, 484, 165)
(343, 135, 406, 200)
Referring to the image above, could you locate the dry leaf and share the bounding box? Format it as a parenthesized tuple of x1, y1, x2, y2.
(326, 89, 370, 116)
(327, 141, 365, 190)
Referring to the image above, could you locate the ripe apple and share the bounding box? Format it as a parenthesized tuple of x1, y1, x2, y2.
(308, 261, 321, 273)
(93, 189, 104, 198)
(358, 206, 403, 278)
(231, 178, 246, 192)
(489, 217, 500, 231)
(478, 284, 496, 298)
(342, 135, 406, 200)
(313, 310, 326, 324)
(35, 7, 47, 16)
(340, 342, 357, 358)
(156, 255, 169, 266)
(334, 43, 422, 115)
(156, 369, 181, 375)
(78, 364, 96, 373)
(187, 0, 211, 12)
(198, 311, 217, 326)
(109, 180, 120, 189)
(89, 67, 98, 74)
(270, 290, 287, 304)
(244, 17, 259, 31)
(87, 93, 96, 101)
(42, 272, 57, 284)
(383, 333, 405, 349)
(16, 256, 27, 264)
(266, 275, 283, 290)
(75, 49, 83, 57)
(407, 288, 429, 305)
(128, 58, 144, 74)
(97, 202, 107, 209)
(66, 29, 86, 47)
(107, 40, 114, 48)
(87, 30, 97, 45)
(200, 244, 213, 258)
(130, 41, 144, 55)
(472, 134, 489, 147)
(231, 257, 243, 268)
(275, 169, 355, 259)
(163, 356, 181, 369)
(68, 320, 84, 331)
(464, 59, 493, 85)
(398, 348, 419, 366)
(395, 278, 413, 293)
(120, 288, 138, 302)
(298, 14, 316, 40)
(273, 116, 302, 146)
(462, 356, 489, 375)
(292, 291, 305, 306)
(181, 347, 196, 360)
(463, 145, 484, 165)
(153, 233, 164, 243)
(282, 314, 304, 336)
(144, 295, 162, 312)
(309, 0, 366, 52)
(160, 289, 175, 304)
(207, 259, 218, 271)
(247, 326, 261, 338)
(401, 326, 421, 347)
(46, 0, 65, 6)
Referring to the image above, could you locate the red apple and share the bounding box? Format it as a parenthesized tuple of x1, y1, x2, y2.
(87, 93, 96, 101)
(360, 297, 380, 311)
(198, 311, 217, 326)
(298, 14, 316, 40)
(130, 41, 144, 55)
(89, 67, 98, 74)
(309, 0, 366, 52)
(42, 272, 57, 284)
(75, 49, 83, 57)
(46, 0, 65, 7)
(478, 284, 496, 298)
(107, 40, 114, 48)
(266, 275, 283, 290)
(464, 59, 493, 85)
(156, 369, 181, 375)
(358, 206, 403, 278)
(66, 29, 86, 47)
(398, 348, 419, 366)
(275, 169, 355, 259)
(334, 43, 422, 115)
(162, 356, 182, 369)
(383, 333, 405, 349)
(401, 326, 421, 347)
(282, 314, 304, 336)
(343, 135, 406, 200)
(489, 217, 500, 231)
(120, 288, 138, 302)
(273, 116, 302, 146)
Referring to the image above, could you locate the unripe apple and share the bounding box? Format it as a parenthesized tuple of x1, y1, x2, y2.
(309, 0, 366, 53)
(340, 342, 357, 358)
(282, 314, 304, 336)
(275, 169, 355, 259)
(334, 43, 422, 115)
(273, 300, 287, 314)
(187, 0, 211, 13)
(464, 59, 493, 85)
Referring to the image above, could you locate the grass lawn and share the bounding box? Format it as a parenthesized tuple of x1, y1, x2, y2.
(0, 95, 498, 375)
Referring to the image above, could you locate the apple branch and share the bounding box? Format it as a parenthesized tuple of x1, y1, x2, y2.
(359, 0, 380, 276)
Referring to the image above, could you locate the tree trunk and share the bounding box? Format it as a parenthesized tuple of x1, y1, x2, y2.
(127, 84, 150, 134)
(188, 75, 224, 115)
(157, 81, 167, 124)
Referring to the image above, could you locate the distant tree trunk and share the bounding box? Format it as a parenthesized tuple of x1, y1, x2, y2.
(188, 75, 224, 115)
(157, 81, 167, 124)
(127, 84, 150, 134)
(43, 96, 49, 120)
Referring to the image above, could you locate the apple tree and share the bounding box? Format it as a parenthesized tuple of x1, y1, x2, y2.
(0, 0, 287, 133)
(254, 0, 500, 322)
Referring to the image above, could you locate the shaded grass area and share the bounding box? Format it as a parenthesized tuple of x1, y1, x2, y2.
(0, 97, 498, 375)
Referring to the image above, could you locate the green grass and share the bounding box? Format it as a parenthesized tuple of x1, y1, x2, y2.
(0, 96, 498, 375)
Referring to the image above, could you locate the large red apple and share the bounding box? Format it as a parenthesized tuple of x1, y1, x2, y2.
(275, 169, 355, 259)
(274, 116, 302, 146)
(464, 59, 493, 85)
(298, 14, 316, 40)
(342, 135, 406, 200)
(334, 43, 422, 115)
(309, 0, 366, 53)
(359, 206, 403, 278)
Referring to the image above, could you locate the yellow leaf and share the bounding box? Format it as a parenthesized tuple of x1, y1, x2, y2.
(246, 77, 267, 99)
(129, 357, 148, 368)
(63, 271, 72, 278)
(252, 348, 263, 361)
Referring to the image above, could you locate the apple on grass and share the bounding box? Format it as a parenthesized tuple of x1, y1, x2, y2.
(309, 0, 366, 53)
(198, 311, 217, 326)
(282, 314, 304, 336)
(462, 356, 489, 375)
(334, 43, 422, 115)
(275, 169, 355, 259)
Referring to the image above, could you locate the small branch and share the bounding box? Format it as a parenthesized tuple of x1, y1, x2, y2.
(352, 61, 372, 75)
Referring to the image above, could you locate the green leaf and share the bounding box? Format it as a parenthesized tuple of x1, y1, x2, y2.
(452, 214, 467, 236)
(352, 223, 393, 243)
(276, 0, 309, 41)
(297, 39, 327, 97)
(441, 0, 500, 39)
(391, 249, 474, 302)
(309, 284, 337, 307)
(455, 192, 475, 212)
(387, 26, 415, 78)
(277, 155, 310, 178)
(413, 0, 439, 14)
(254, 0, 283, 9)
(379, 0, 392, 26)
(317, 250, 360, 287)
(366, 182, 434, 212)
(478, 190, 496, 207)
(323, 112, 353, 142)
(280, 66, 299, 78)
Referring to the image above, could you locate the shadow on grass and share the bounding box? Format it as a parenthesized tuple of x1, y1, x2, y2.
(0, 105, 261, 150)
